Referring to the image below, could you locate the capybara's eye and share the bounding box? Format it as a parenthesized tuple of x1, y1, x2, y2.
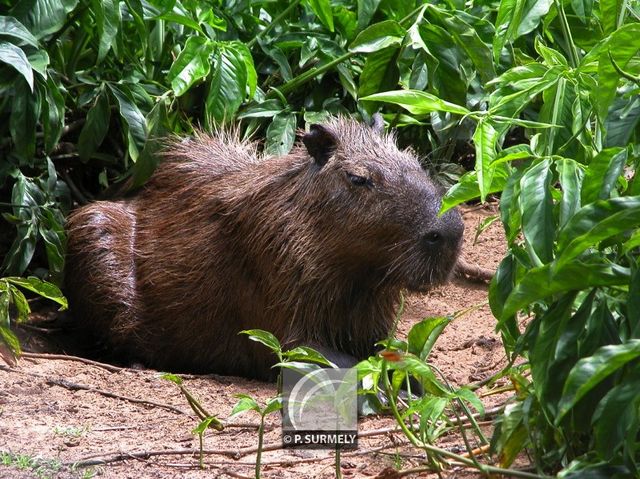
(347, 172, 371, 187)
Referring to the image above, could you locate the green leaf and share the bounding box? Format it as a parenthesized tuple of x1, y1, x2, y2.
(357, 47, 400, 98)
(94, 0, 121, 62)
(5, 277, 68, 309)
(10, 78, 40, 163)
(395, 355, 450, 396)
(266, 112, 297, 156)
(596, 24, 640, 122)
(41, 76, 65, 153)
(407, 316, 451, 361)
(580, 147, 627, 205)
(206, 42, 249, 125)
(556, 196, 640, 268)
(600, 0, 625, 34)
(160, 372, 183, 385)
(361, 89, 470, 116)
(473, 120, 499, 202)
(78, 89, 110, 161)
(240, 329, 281, 354)
(0, 16, 39, 47)
(231, 394, 261, 416)
(357, 0, 382, 29)
(10, 0, 79, 39)
(305, 0, 334, 32)
(592, 379, 640, 460)
(555, 158, 584, 228)
(440, 165, 510, 213)
(283, 346, 334, 366)
(557, 340, 640, 422)
(502, 260, 629, 318)
(493, 0, 554, 61)
(263, 397, 282, 415)
(519, 159, 555, 266)
(0, 41, 34, 91)
(109, 83, 147, 162)
(9, 285, 31, 323)
(167, 36, 214, 97)
(237, 100, 284, 119)
(348, 20, 406, 53)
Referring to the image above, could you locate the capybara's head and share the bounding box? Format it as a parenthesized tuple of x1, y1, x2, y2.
(295, 116, 464, 293)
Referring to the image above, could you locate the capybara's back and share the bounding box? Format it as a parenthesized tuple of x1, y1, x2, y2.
(65, 117, 464, 379)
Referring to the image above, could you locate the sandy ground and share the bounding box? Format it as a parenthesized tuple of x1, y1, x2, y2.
(0, 204, 512, 479)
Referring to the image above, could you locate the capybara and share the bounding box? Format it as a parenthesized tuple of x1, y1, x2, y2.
(64, 116, 464, 379)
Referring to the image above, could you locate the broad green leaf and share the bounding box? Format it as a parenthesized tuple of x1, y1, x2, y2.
(596, 24, 640, 122)
(605, 95, 640, 147)
(556, 196, 640, 268)
(581, 147, 627, 204)
(230, 395, 261, 416)
(555, 158, 584, 228)
(440, 165, 510, 213)
(237, 100, 284, 119)
(0, 41, 34, 91)
(6, 277, 68, 309)
(234, 42, 256, 99)
(263, 397, 282, 415)
(192, 416, 223, 435)
(557, 340, 640, 422)
(361, 89, 470, 116)
(240, 329, 281, 354)
(571, 0, 593, 22)
(109, 83, 147, 161)
(502, 260, 630, 318)
(9, 285, 31, 324)
(305, 0, 334, 32)
(493, 0, 554, 61)
(10, 0, 79, 38)
(357, 47, 399, 98)
(395, 355, 450, 396)
(493, 401, 529, 467)
(407, 316, 451, 361)
(206, 43, 249, 125)
(592, 380, 640, 460)
(78, 89, 111, 161)
(38, 208, 65, 280)
(266, 112, 297, 156)
(427, 8, 495, 82)
(95, 0, 121, 62)
(41, 76, 65, 153)
(473, 120, 499, 202)
(167, 36, 214, 97)
(538, 77, 571, 156)
(519, 159, 554, 266)
(0, 16, 39, 47)
(9, 77, 40, 162)
(600, 0, 625, 34)
(349, 20, 406, 53)
(357, 0, 382, 29)
(283, 346, 334, 366)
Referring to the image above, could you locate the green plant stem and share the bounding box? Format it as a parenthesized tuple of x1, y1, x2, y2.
(335, 446, 342, 479)
(381, 361, 551, 479)
(554, 0, 579, 68)
(247, 0, 302, 49)
(254, 415, 266, 479)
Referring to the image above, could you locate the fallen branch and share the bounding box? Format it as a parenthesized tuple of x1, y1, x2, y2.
(22, 351, 125, 373)
(455, 259, 494, 282)
(46, 378, 187, 416)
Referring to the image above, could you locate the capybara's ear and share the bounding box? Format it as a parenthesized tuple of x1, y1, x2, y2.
(303, 124, 338, 166)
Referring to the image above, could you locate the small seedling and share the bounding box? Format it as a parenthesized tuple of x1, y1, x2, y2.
(162, 373, 224, 469)
(230, 394, 282, 479)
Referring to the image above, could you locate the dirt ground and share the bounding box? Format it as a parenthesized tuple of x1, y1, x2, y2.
(0, 204, 512, 479)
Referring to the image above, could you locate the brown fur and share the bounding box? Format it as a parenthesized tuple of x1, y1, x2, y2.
(64, 117, 463, 379)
